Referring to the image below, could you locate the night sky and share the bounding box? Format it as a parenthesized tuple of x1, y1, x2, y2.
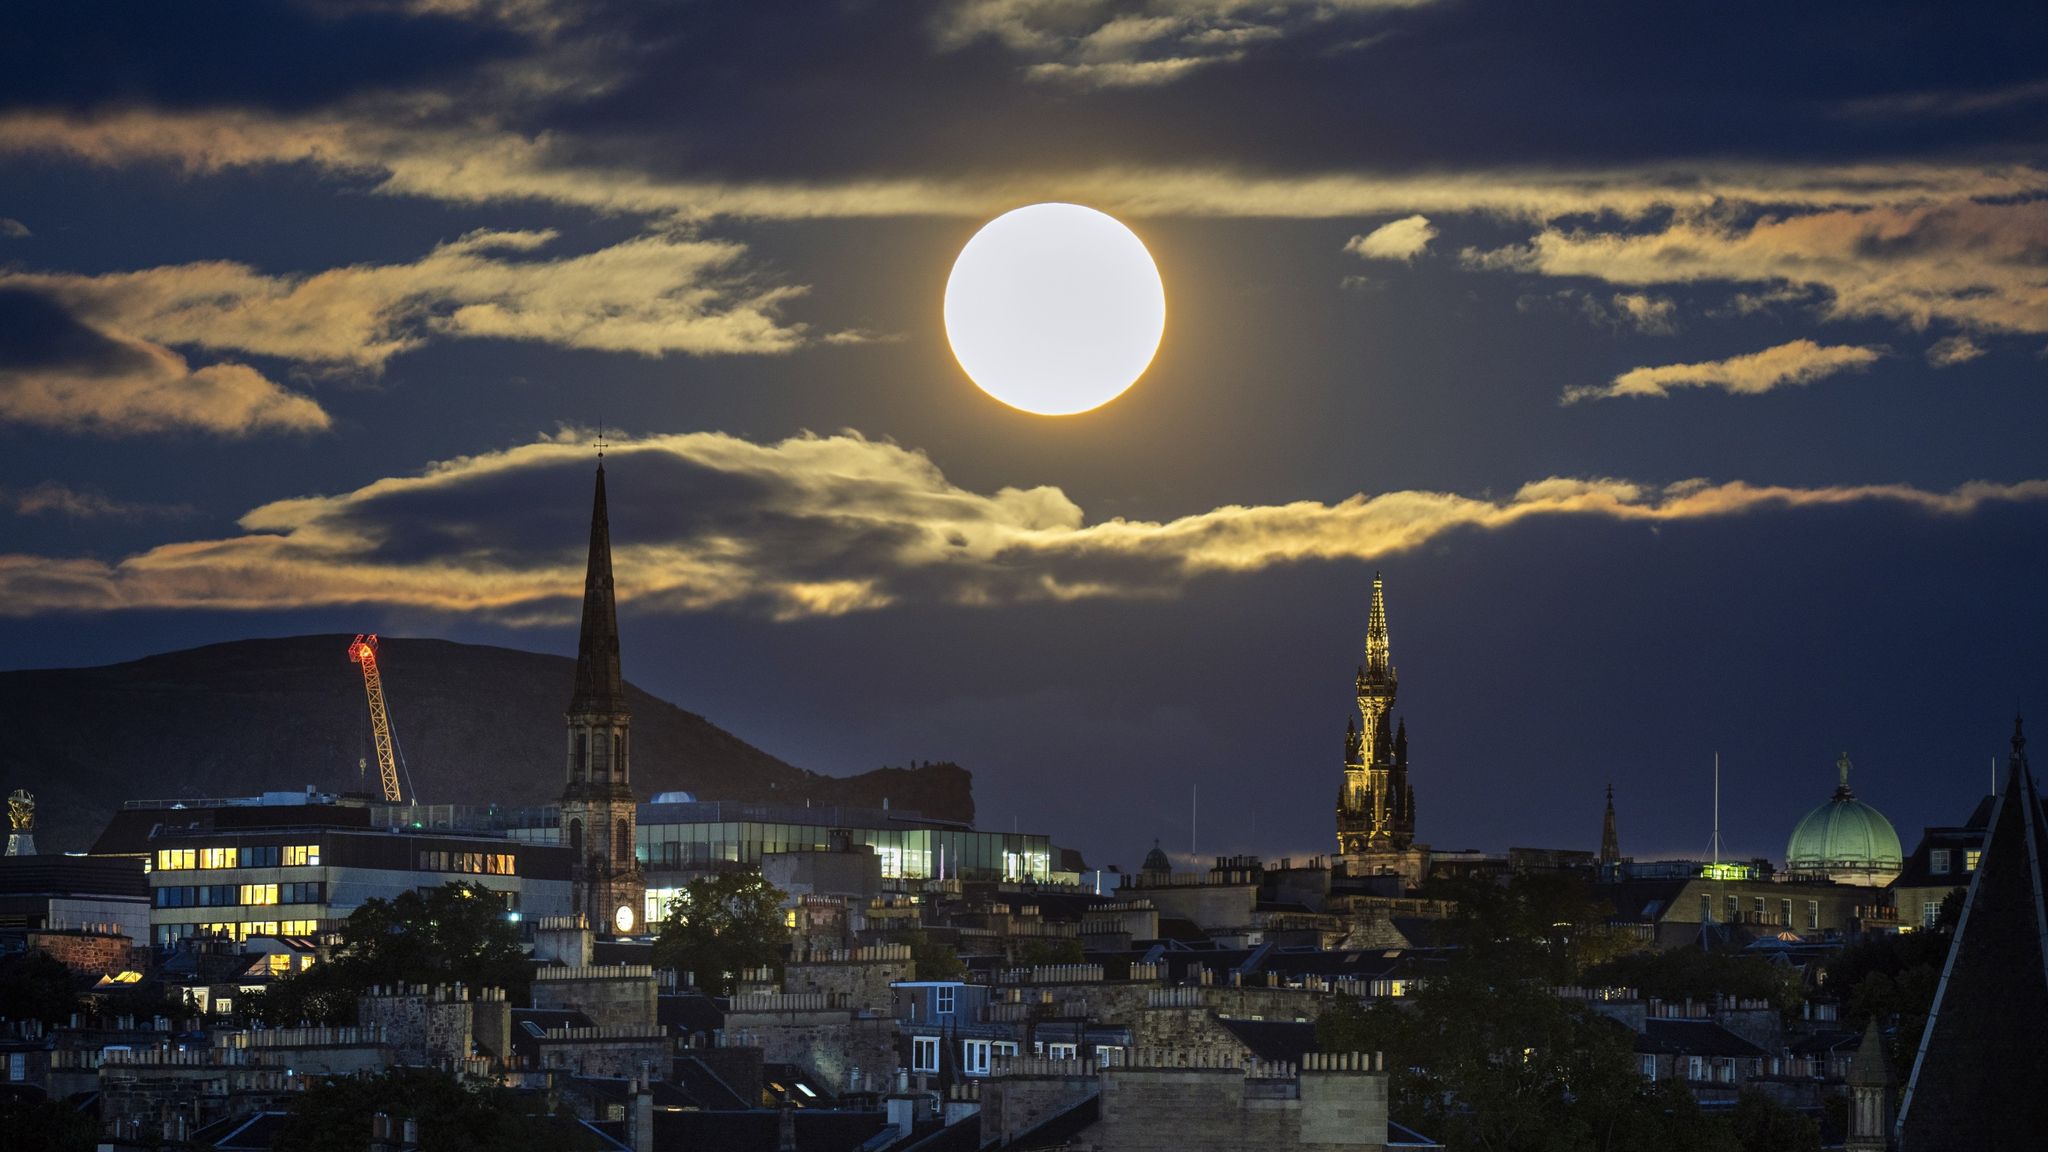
(3, 1, 2045, 870)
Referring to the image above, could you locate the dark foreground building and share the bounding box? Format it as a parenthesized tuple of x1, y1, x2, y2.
(1895, 718, 2048, 1150)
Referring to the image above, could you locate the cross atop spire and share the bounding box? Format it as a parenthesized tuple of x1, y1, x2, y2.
(568, 462, 628, 717)
(1363, 571, 1394, 682)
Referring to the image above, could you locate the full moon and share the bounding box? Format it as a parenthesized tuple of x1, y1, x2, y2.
(944, 203, 1165, 416)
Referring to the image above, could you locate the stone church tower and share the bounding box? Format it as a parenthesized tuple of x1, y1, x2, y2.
(559, 460, 646, 936)
(1336, 573, 1415, 855)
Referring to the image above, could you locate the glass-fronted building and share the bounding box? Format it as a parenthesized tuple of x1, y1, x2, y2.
(633, 799, 1051, 884)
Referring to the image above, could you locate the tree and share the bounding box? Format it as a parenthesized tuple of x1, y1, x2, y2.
(0, 951, 80, 1025)
(650, 870, 788, 996)
(277, 1067, 602, 1152)
(1585, 949, 1804, 1017)
(259, 882, 529, 1026)
(1728, 1089, 1820, 1152)
(1012, 938, 1085, 966)
(905, 931, 965, 981)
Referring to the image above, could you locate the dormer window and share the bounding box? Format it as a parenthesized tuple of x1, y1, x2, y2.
(1930, 849, 1950, 875)
(936, 986, 956, 1016)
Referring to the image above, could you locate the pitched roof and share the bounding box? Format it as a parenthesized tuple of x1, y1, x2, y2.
(1636, 1018, 1769, 1058)
(1214, 1017, 1318, 1064)
(1896, 718, 2048, 1151)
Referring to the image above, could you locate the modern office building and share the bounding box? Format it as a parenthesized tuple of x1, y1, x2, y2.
(87, 791, 573, 945)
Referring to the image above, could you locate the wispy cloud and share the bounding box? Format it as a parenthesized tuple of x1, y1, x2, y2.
(3, 108, 2040, 225)
(0, 218, 28, 239)
(1, 229, 810, 373)
(1344, 215, 1436, 261)
(4, 481, 193, 519)
(1562, 340, 1882, 404)
(1926, 334, 1986, 368)
(3, 430, 2041, 620)
(0, 287, 328, 437)
(935, 0, 1428, 86)
(1465, 200, 2048, 337)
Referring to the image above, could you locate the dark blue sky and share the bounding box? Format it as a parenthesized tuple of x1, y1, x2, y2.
(2, 0, 2044, 868)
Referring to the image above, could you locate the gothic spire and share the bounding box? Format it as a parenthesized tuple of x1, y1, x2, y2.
(1363, 571, 1393, 680)
(568, 462, 628, 716)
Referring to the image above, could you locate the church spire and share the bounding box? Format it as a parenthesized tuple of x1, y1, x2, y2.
(1600, 783, 1620, 864)
(568, 461, 627, 717)
(1363, 571, 1393, 682)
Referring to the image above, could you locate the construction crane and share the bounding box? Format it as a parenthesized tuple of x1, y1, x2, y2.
(346, 634, 406, 803)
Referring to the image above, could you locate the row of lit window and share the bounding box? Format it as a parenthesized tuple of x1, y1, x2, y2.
(416, 850, 516, 875)
(155, 882, 325, 908)
(154, 919, 320, 944)
(1929, 848, 1981, 875)
(154, 844, 321, 871)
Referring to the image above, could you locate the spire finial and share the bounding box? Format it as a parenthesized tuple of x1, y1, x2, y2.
(2015, 712, 2027, 757)
(1838, 751, 1852, 791)
(1363, 572, 1393, 680)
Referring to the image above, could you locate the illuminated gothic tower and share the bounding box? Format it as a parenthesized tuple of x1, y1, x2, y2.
(1336, 573, 1414, 854)
(559, 460, 646, 935)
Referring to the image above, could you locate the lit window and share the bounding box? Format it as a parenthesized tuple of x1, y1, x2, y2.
(240, 884, 279, 906)
(215, 999, 233, 1015)
(1965, 850, 1982, 871)
(912, 1037, 939, 1073)
(267, 954, 291, 976)
(199, 847, 238, 870)
(283, 844, 320, 867)
(157, 849, 196, 871)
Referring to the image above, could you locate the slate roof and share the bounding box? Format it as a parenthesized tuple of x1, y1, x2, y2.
(672, 1054, 753, 1110)
(649, 1108, 889, 1151)
(1214, 1017, 1319, 1064)
(1636, 1018, 1769, 1058)
(1896, 719, 2048, 1151)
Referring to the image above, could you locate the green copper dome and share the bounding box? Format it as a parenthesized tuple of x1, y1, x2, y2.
(1785, 753, 1901, 883)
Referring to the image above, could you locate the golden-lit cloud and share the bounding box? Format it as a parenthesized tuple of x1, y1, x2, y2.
(4, 481, 193, 520)
(1344, 215, 1436, 261)
(1562, 340, 1881, 404)
(4, 430, 2042, 621)
(0, 326, 329, 437)
(1466, 200, 2048, 336)
(3, 108, 2040, 226)
(1926, 334, 1987, 368)
(1, 230, 808, 371)
(935, 0, 1431, 86)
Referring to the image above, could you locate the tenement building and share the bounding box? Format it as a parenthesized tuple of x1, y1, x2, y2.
(1335, 574, 1428, 888)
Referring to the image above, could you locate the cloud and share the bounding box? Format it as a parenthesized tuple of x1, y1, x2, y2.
(3, 108, 2041, 225)
(1606, 292, 1678, 335)
(0, 218, 27, 238)
(935, 0, 1430, 85)
(1562, 340, 1881, 404)
(3, 429, 2042, 621)
(1465, 199, 2048, 336)
(1926, 334, 1987, 367)
(4, 481, 192, 519)
(0, 229, 809, 372)
(1344, 215, 1436, 261)
(0, 288, 328, 436)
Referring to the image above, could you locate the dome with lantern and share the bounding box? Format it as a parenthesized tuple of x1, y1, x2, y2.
(1785, 752, 1902, 887)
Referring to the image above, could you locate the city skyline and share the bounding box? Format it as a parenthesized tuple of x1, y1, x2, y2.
(3, 1, 2046, 871)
